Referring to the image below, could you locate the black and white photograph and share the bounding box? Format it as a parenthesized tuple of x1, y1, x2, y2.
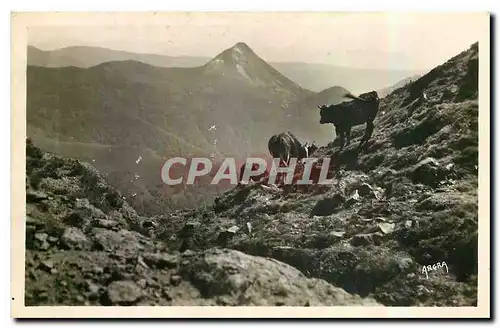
(10, 11, 491, 318)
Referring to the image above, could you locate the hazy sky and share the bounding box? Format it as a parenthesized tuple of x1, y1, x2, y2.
(28, 12, 487, 70)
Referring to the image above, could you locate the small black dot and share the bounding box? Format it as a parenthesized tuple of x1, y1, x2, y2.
(11, 297, 14, 300)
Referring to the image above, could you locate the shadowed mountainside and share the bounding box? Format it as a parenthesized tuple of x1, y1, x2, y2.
(27, 42, 350, 215)
(25, 42, 480, 306)
(148, 42, 480, 306)
(25, 138, 381, 306)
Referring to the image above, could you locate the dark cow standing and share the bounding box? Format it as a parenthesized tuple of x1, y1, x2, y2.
(266, 132, 319, 185)
(318, 91, 380, 150)
(268, 132, 314, 166)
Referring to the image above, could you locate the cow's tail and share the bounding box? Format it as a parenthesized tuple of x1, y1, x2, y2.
(343, 93, 367, 102)
(344, 92, 380, 103)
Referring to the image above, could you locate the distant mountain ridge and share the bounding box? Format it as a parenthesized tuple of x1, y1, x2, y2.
(27, 42, 343, 215)
(28, 44, 423, 93)
(28, 45, 209, 68)
(376, 74, 423, 98)
(202, 42, 309, 98)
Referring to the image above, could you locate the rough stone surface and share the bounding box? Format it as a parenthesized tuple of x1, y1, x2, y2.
(106, 280, 144, 305)
(25, 43, 478, 307)
(60, 227, 91, 250)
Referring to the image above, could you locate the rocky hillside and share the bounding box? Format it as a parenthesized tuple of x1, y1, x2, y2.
(25, 139, 380, 306)
(148, 42, 479, 306)
(25, 41, 479, 307)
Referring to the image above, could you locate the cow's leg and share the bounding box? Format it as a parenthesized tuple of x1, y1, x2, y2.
(333, 126, 339, 145)
(339, 129, 346, 150)
(359, 121, 374, 148)
(365, 121, 375, 142)
(345, 127, 352, 145)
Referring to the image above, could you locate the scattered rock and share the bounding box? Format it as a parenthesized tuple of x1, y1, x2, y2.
(35, 290, 49, 301)
(136, 256, 149, 269)
(358, 183, 374, 197)
(39, 260, 54, 272)
(60, 227, 91, 250)
(330, 231, 346, 238)
(142, 253, 179, 270)
(170, 275, 182, 286)
(217, 225, 240, 245)
(160, 289, 172, 301)
(27, 190, 49, 203)
(178, 248, 381, 306)
(345, 190, 360, 207)
(311, 194, 345, 216)
(350, 233, 384, 246)
(26, 215, 45, 229)
(85, 280, 101, 300)
(141, 220, 156, 229)
(34, 232, 48, 242)
(65, 202, 106, 228)
(34, 232, 50, 250)
(245, 222, 252, 235)
(409, 157, 448, 187)
(415, 192, 474, 212)
(178, 222, 200, 238)
(106, 280, 143, 305)
(377, 223, 396, 235)
(92, 229, 143, 254)
(137, 279, 147, 289)
(95, 219, 120, 230)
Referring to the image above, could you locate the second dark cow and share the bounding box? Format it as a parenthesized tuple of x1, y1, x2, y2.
(318, 91, 380, 150)
(268, 132, 313, 166)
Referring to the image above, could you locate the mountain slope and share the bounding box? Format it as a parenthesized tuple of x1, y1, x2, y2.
(27, 43, 318, 157)
(25, 139, 381, 306)
(202, 42, 308, 98)
(147, 42, 480, 306)
(25, 41, 481, 307)
(27, 42, 334, 215)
